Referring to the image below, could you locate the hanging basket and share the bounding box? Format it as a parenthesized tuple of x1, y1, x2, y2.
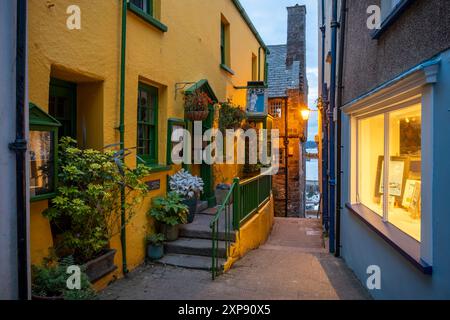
(186, 110, 209, 121)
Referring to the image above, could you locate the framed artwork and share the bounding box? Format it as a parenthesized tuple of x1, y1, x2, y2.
(402, 179, 418, 208)
(375, 156, 410, 203)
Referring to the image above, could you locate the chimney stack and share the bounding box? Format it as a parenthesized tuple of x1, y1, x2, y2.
(286, 5, 307, 90)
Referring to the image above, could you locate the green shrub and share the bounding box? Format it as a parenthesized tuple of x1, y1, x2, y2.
(31, 256, 96, 300)
(145, 233, 165, 246)
(148, 192, 189, 226)
(44, 137, 151, 264)
(218, 101, 247, 132)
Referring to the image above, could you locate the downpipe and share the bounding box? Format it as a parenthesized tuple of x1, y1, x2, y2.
(328, 0, 339, 254)
(335, 0, 347, 258)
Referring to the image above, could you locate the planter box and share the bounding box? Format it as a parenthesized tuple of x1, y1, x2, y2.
(183, 198, 197, 223)
(83, 249, 117, 283)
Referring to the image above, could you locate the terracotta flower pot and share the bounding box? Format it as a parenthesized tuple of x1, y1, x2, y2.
(161, 224, 180, 242)
(186, 110, 209, 121)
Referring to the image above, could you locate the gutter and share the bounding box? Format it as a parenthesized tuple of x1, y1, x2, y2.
(119, 0, 128, 275)
(335, 0, 347, 258)
(8, 0, 29, 300)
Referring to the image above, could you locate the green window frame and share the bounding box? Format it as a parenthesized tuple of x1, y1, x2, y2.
(29, 103, 61, 202)
(130, 0, 153, 16)
(167, 118, 187, 165)
(49, 78, 77, 140)
(137, 83, 158, 166)
(221, 22, 226, 65)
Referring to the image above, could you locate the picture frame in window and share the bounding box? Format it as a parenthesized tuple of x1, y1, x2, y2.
(374, 156, 410, 204)
(29, 103, 61, 202)
(167, 118, 186, 165)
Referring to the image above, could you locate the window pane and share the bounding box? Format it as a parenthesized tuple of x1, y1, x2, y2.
(30, 131, 54, 197)
(388, 104, 422, 241)
(358, 114, 384, 216)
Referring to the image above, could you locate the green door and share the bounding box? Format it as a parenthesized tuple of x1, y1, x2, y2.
(48, 78, 77, 140)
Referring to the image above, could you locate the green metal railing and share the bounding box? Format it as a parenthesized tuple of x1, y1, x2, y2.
(210, 173, 272, 279)
(210, 181, 237, 280)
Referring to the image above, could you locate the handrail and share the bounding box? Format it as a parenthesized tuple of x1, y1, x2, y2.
(210, 173, 272, 280)
(210, 180, 237, 280)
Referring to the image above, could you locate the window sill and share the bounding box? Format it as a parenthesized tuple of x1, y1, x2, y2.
(371, 0, 416, 39)
(145, 164, 172, 174)
(127, 3, 168, 33)
(220, 64, 235, 75)
(31, 193, 56, 203)
(345, 203, 432, 275)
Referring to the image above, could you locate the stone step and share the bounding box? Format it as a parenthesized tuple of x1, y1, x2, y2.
(199, 207, 219, 216)
(196, 201, 208, 213)
(180, 213, 235, 241)
(156, 253, 225, 271)
(165, 238, 228, 258)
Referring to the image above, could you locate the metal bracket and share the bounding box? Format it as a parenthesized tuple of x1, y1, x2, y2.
(174, 82, 196, 100)
(9, 139, 28, 152)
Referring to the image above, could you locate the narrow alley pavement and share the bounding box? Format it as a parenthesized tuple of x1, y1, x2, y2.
(100, 218, 371, 300)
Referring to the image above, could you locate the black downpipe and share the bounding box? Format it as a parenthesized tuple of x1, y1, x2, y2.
(10, 0, 29, 300)
(335, 0, 347, 258)
(284, 98, 289, 217)
(328, 0, 339, 253)
(320, 0, 329, 232)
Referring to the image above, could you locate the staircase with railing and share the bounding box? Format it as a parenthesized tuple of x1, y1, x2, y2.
(210, 174, 272, 279)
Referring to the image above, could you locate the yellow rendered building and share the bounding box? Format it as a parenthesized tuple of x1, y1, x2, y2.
(28, 0, 269, 289)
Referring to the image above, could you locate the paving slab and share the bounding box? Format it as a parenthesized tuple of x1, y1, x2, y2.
(100, 218, 371, 300)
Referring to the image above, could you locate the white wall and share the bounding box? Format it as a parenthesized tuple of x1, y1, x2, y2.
(0, 0, 18, 300)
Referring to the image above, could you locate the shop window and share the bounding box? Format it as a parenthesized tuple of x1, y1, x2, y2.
(357, 103, 422, 241)
(137, 83, 158, 165)
(29, 103, 61, 202)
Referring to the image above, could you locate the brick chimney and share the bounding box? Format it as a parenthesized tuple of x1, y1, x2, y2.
(286, 4, 307, 90)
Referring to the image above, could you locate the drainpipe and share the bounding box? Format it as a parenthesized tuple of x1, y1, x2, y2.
(9, 0, 29, 300)
(320, 0, 329, 232)
(284, 98, 289, 217)
(258, 47, 262, 81)
(328, 0, 339, 253)
(119, 0, 128, 275)
(335, 0, 347, 258)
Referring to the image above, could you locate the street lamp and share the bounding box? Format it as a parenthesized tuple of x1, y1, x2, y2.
(301, 108, 311, 121)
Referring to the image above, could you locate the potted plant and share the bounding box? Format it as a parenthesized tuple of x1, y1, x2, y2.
(44, 137, 150, 283)
(218, 100, 247, 132)
(148, 192, 189, 241)
(169, 169, 204, 223)
(32, 256, 96, 300)
(184, 89, 212, 121)
(145, 233, 165, 260)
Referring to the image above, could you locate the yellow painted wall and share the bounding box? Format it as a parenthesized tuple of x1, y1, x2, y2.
(224, 196, 274, 271)
(28, 0, 267, 289)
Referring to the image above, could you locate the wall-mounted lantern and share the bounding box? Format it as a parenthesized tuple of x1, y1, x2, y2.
(301, 108, 311, 121)
(29, 103, 61, 202)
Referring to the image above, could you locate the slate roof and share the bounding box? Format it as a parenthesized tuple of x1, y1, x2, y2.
(267, 45, 301, 98)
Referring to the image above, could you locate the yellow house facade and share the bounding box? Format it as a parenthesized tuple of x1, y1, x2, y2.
(28, 0, 269, 289)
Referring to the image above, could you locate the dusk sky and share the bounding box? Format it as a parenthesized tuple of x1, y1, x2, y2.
(240, 0, 319, 139)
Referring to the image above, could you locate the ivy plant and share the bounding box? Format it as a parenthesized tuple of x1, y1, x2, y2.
(44, 137, 151, 264)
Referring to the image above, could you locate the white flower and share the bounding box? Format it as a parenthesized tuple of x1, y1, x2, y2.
(169, 169, 204, 199)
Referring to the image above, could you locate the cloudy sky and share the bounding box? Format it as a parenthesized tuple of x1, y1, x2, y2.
(240, 0, 319, 138)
